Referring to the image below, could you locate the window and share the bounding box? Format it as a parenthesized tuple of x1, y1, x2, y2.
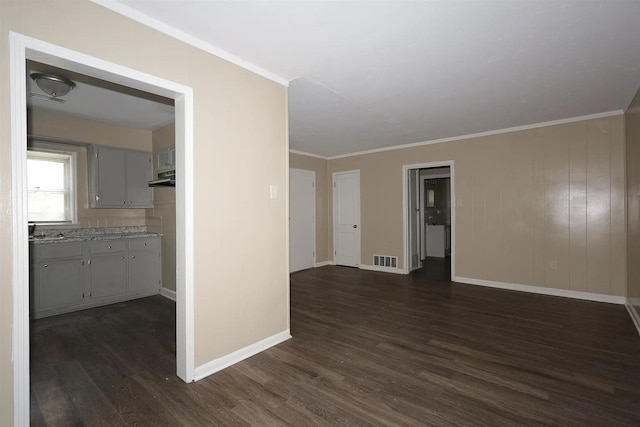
(27, 149, 77, 224)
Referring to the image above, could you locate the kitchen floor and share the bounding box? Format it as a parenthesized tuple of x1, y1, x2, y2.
(31, 267, 640, 425)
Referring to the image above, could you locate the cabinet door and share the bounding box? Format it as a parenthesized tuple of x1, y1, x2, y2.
(128, 251, 161, 293)
(34, 259, 85, 310)
(94, 146, 127, 207)
(126, 150, 153, 207)
(90, 254, 127, 298)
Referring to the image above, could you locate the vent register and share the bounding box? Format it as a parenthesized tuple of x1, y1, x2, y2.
(373, 254, 397, 268)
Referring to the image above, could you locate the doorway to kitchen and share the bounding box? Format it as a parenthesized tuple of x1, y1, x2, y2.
(10, 33, 194, 424)
(403, 161, 455, 280)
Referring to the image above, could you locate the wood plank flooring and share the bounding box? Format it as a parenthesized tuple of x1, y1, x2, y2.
(31, 266, 640, 425)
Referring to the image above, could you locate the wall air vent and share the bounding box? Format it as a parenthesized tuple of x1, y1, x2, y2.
(373, 254, 398, 268)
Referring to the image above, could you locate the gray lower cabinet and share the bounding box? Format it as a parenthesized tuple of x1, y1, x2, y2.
(129, 237, 162, 292)
(90, 254, 127, 298)
(33, 258, 85, 310)
(30, 236, 161, 319)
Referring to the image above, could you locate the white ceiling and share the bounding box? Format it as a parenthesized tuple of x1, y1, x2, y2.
(27, 65, 174, 131)
(104, 0, 640, 157)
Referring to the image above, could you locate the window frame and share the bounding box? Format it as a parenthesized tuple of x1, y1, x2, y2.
(27, 147, 78, 225)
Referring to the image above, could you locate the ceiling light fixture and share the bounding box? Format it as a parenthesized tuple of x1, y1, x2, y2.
(30, 72, 76, 98)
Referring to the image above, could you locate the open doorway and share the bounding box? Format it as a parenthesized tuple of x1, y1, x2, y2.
(403, 161, 455, 280)
(10, 33, 194, 423)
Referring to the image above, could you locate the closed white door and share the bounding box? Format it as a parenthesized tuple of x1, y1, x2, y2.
(289, 168, 315, 273)
(333, 171, 360, 267)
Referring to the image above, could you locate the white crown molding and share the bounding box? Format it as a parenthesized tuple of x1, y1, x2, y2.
(455, 276, 626, 304)
(359, 264, 405, 275)
(159, 288, 177, 302)
(289, 149, 329, 160)
(90, 0, 289, 87)
(328, 110, 624, 160)
(194, 330, 291, 381)
(626, 298, 640, 336)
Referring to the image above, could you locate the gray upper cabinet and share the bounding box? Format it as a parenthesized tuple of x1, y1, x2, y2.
(88, 145, 153, 208)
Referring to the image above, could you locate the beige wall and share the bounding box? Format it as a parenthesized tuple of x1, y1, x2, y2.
(29, 108, 152, 227)
(328, 116, 626, 297)
(626, 89, 640, 313)
(147, 122, 177, 291)
(289, 153, 329, 263)
(0, 1, 288, 423)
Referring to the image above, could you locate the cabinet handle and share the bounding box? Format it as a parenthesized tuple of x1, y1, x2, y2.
(108, 245, 112, 249)
(132, 255, 136, 259)
(122, 201, 126, 205)
(144, 243, 147, 246)
(121, 256, 125, 260)
(43, 264, 48, 268)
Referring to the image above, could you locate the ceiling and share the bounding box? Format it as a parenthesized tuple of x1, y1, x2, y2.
(27, 61, 174, 131)
(100, 0, 640, 157)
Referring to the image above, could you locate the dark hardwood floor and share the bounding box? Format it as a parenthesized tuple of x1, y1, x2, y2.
(31, 266, 640, 426)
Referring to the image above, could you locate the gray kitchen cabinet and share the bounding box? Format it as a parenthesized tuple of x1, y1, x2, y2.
(30, 236, 162, 319)
(128, 237, 162, 292)
(33, 258, 85, 310)
(156, 145, 175, 173)
(88, 145, 153, 208)
(31, 242, 86, 316)
(90, 254, 127, 298)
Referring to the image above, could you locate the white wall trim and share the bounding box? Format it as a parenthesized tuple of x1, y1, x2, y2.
(314, 261, 334, 267)
(359, 264, 405, 275)
(289, 149, 328, 160)
(10, 32, 196, 424)
(328, 110, 624, 160)
(194, 330, 292, 381)
(159, 288, 177, 302)
(455, 276, 626, 304)
(91, 0, 289, 87)
(403, 161, 456, 280)
(626, 298, 640, 336)
(9, 32, 30, 427)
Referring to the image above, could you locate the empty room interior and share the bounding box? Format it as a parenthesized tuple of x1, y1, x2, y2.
(2, 1, 640, 425)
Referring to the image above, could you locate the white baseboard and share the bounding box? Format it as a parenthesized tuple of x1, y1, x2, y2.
(194, 330, 291, 381)
(454, 276, 626, 304)
(626, 298, 640, 336)
(359, 264, 405, 275)
(314, 261, 334, 267)
(159, 287, 176, 302)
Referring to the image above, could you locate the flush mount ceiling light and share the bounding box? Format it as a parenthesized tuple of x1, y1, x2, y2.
(30, 72, 76, 98)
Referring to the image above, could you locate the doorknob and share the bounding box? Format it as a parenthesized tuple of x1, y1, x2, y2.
(353, 225, 358, 229)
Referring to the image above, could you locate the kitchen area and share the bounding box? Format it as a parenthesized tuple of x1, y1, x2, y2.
(26, 63, 177, 319)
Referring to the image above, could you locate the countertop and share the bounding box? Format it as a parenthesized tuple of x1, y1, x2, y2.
(28, 226, 162, 245)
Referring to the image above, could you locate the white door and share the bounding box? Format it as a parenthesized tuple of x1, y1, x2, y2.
(289, 168, 315, 272)
(333, 171, 360, 267)
(408, 169, 421, 271)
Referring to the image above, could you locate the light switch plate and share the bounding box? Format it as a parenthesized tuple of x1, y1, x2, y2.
(270, 184, 278, 199)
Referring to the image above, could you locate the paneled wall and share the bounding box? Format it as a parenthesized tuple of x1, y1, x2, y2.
(327, 115, 626, 297)
(626, 89, 640, 315)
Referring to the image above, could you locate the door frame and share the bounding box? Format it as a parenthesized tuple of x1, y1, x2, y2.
(402, 161, 455, 277)
(289, 168, 316, 272)
(332, 170, 361, 266)
(10, 32, 195, 424)
(419, 172, 451, 259)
